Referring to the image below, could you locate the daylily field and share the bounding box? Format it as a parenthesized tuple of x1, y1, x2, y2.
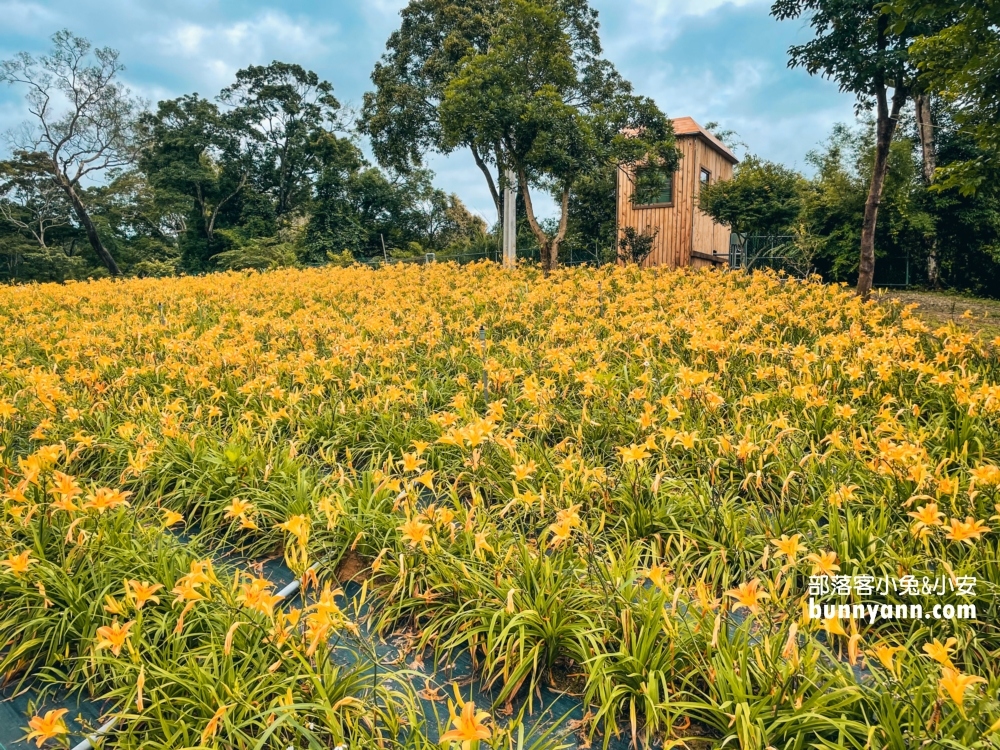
(1, 262, 999, 749)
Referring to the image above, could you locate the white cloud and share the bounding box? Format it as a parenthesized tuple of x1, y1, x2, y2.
(147, 11, 341, 92)
(169, 24, 207, 55)
(601, 0, 769, 50)
(589, 0, 859, 174)
(1, 4, 346, 161)
(630, 52, 856, 170)
(639, 61, 774, 129)
(0, 1, 60, 36)
(362, 0, 408, 16)
(626, 0, 765, 20)
(220, 12, 330, 55)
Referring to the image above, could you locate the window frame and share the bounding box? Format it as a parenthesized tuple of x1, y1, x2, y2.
(632, 165, 676, 208)
(700, 166, 712, 189)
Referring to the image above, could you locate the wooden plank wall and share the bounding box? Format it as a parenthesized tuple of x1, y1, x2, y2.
(617, 135, 735, 269)
(691, 143, 736, 258)
(616, 137, 697, 269)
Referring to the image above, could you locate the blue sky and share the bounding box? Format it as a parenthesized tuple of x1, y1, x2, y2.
(0, 0, 858, 223)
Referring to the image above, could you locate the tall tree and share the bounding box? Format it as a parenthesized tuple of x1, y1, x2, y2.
(363, 0, 612, 223)
(138, 94, 255, 271)
(913, 91, 940, 285)
(439, 0, 676, 270)
(771, 0, 918, 297)
(0, 30, 143, 276)
(362, 0, 504, 217)
(893, 0, 1000, 196)
(0, 151, 71, 249)
(219, 62, 342, 219)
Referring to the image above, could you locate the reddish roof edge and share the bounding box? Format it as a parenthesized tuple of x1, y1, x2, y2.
(671, 117, 739, 164)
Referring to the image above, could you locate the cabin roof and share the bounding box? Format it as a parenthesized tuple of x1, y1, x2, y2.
(671, 117, 739, 164)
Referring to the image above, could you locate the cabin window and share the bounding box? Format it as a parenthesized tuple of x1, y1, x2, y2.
(700, 167, 712, 188)
(633, 166, 674, 206)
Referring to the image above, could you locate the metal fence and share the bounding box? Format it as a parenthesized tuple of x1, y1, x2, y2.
(873, 252, 913, 288)
(728, 234, 914, 288)
(728, 235, 812, 277)
(345, 244, 605, 269)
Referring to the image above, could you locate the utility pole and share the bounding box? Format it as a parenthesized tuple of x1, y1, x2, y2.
(502, 168, 517, 269)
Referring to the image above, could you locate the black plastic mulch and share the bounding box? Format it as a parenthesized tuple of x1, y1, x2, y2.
(1, 554, 640, 749)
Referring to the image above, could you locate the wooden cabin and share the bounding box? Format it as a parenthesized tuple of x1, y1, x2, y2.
(616, 117, 738, 268)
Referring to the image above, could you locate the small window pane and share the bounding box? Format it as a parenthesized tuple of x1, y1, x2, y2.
(700, 167, 711, 186)
(634, 166, 674, 205)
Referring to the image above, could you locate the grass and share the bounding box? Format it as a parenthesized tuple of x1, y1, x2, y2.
(878, 288, 1000, 337)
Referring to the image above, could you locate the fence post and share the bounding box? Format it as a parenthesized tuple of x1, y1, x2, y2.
(598, 281, 604, 318)
(158, 302, 165, 326)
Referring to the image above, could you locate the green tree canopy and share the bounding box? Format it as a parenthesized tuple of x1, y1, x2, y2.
(138, 94, 256, 271)
(362, 0, 661, 245)
(363, 0, 505, 215)
(771, 0, 921, 296)
(891, 0, 1000, 195)
(438, 0, 676, 270)
(698, 155, 803, 238)
(219, 62, 343, 218)
(795, 112, 1000, 296)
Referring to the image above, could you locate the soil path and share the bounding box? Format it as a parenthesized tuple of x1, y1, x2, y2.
(878, 290, 1000, 337)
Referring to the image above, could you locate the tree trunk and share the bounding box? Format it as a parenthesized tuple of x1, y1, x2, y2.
(516, 166, 570, 273)
(516, 165, 550, 271)
(915, 94, 937, 183)
(915, 92, 939, 287)
(857, 85, 905, 299)
(548, 187, 570, 269)
(206, 174, 249, 240)
(57, 176, 121, 277)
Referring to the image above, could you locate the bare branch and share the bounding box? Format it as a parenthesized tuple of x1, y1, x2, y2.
(206, 172, 249, 238)
(1, 30, 141, 275)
